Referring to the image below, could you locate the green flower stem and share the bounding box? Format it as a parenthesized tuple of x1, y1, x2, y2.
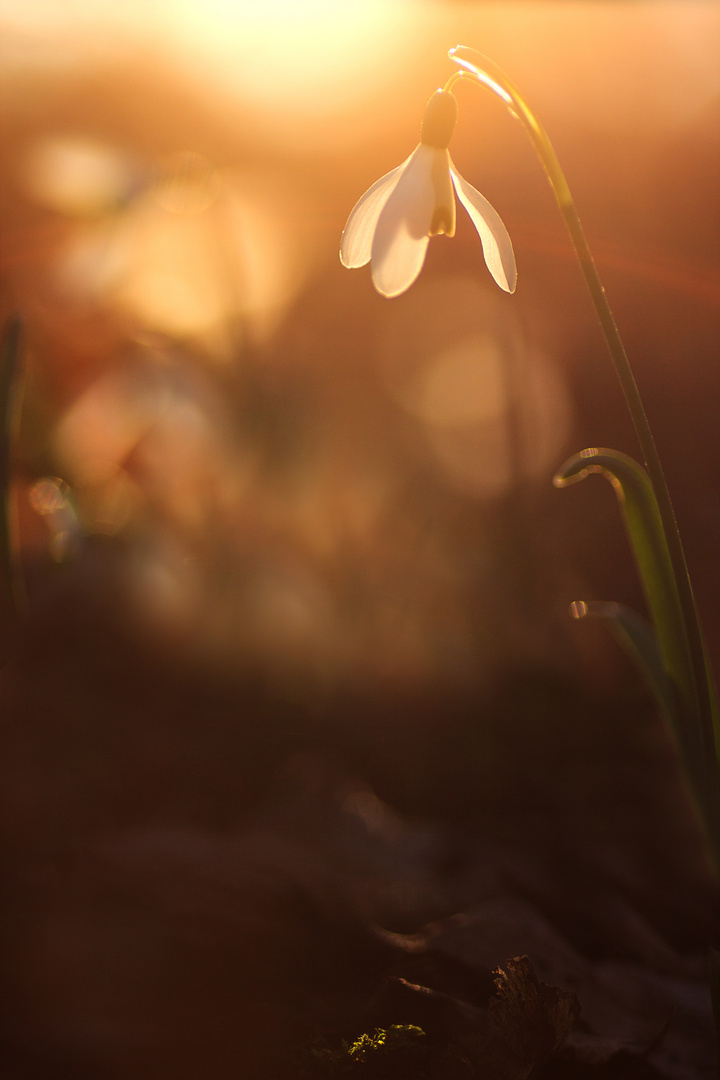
(448, 46, 720, 862)
(554, 449, 707, 816)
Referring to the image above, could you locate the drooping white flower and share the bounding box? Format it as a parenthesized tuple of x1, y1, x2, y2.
(340, 88, 516, 299)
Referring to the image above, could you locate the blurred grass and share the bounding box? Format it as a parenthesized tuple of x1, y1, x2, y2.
(0, 316, 24, 654)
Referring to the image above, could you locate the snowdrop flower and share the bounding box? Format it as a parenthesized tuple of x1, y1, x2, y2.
(340, 88, 516, 298)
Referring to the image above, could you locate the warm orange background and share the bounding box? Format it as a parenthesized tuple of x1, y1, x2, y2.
(0, 9, 718, 1074)
(0, 0, 718, 790)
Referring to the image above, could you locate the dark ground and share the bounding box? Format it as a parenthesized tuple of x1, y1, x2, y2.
(0, 564, 716, 1079)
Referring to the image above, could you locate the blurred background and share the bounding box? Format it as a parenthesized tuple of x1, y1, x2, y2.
(1, 1, 719, 1075)
(0, 0, 718, 817)
(0, 0, 717, 856)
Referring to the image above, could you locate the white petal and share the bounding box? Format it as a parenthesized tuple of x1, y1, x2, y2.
(370, 145, 437, 298)
(340, 157, 409, 269)
(451, 167, 517, 293)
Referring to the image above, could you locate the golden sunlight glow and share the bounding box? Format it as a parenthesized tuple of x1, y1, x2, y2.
(166, 0, 414, 100)
(3, 0, 717, 144)
(1, 0, 427, 144)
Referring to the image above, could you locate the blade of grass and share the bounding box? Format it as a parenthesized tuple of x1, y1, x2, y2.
(0, 316, 25, 649)
(555, 447, 720, 859)
(569, 600, 676, 724)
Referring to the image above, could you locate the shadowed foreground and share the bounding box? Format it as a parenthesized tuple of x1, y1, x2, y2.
(0, 581, 716, 1079)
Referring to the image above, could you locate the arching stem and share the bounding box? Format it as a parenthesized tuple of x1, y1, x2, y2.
(447, 46, 719, 863)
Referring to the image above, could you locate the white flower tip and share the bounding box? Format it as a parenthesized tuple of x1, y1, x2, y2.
(487, 253, 517, 294)
(450, 167, 516, 295)
(371, 273, 412, 300)
(339, 160, 408, 273)
(340, 218, 371, 269)
(339, 242, 361, 270)
(373, 282, 402, 299)
(499, 265, 517, 294)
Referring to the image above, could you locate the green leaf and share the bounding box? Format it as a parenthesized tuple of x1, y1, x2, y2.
(555, 448, 690, 701)
(569, 600, 676, 722)
(554, 447, 718, 789)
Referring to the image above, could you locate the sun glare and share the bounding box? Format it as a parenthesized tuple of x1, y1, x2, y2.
(161, 0, 423, 140)
(1, 0, 422, 132)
